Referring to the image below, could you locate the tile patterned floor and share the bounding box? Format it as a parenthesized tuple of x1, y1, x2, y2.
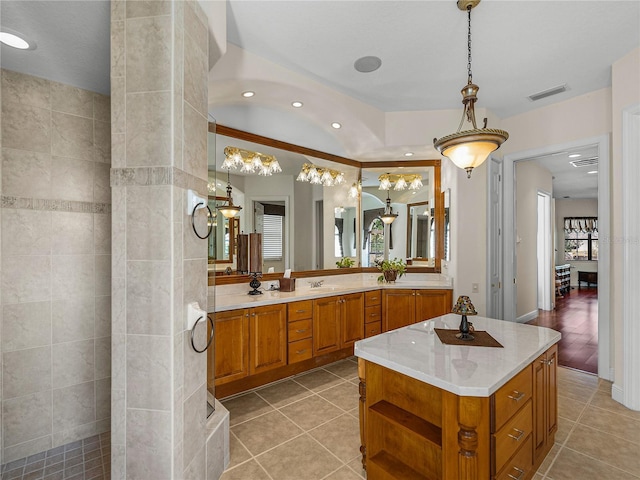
(527, 287, 598, 374)
(0, 433, 110, 480)
(220, 358, 640, 480)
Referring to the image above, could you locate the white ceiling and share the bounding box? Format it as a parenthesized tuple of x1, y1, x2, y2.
(1, 0, 637, 199)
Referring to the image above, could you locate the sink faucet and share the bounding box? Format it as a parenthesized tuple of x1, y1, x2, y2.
(309, 280, 324, 288)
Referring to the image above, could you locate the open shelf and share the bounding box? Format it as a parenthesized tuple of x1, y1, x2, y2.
(368, 450, 434, 480)
(370, 400, 442, 447)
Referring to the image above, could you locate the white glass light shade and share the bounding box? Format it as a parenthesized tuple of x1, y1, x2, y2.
(218, 205, 242, 218)
(442, 140, 498, 176)
(394, 177, 407, 191)
(380, 212, 397, 224)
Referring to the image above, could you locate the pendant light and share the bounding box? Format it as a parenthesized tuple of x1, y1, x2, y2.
(433, 0, 508, 178)
(379, 190, 398, 225)
(217, 170, 242, 219)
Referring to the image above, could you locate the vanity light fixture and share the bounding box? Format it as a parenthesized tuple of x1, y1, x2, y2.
(223, 146, 282, 176)
(378, 173, 423, 191)
(379, 190, 398, 225)
(297, 163, 345, 187)
(292, 101, 303, 108)
(217, 170, 242, 219)
(241, 91, 255, 98)
(433, 0, 508, 179)
(348, 181, 361, 199)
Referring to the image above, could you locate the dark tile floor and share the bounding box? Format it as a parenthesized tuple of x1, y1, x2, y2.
(527, 287, 598, 374)
(1, 433, 110, 480)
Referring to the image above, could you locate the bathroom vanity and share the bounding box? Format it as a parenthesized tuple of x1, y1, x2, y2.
(355, 314, 561, 480)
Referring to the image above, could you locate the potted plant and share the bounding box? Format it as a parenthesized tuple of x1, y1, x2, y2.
(336, 257, 355, 268)
(376, 257, 407, 283)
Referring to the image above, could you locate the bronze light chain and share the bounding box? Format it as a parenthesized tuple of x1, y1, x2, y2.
(467, 5, 473, 84)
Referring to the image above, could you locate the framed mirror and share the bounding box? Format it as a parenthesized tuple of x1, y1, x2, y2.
(406, 201, 432, 260)
(207, 196, 235, 264)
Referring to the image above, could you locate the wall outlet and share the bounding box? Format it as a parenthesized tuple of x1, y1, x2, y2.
(472, 283, 479, 293)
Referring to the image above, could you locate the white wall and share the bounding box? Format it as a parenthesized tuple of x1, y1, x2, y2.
(554, 199, 598, 286)
(515, 162, 553, 319)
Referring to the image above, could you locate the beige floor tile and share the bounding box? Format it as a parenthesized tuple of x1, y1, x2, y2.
(347, 407, 359, 419)
(555, 417, 575, 445)
(557, 379, 597, 403)
(322, 465, 363, 480)
(227, 431, 251, 470)
(318, 382, 360, 411)
(279, 395, 344, 431)
(534, 474, 544, 479)
(323, 360, 359, 380)
(294, 369, 345, 392)
(256, 434, 342, 480)
(590, 390, 640, 421)
(222, 392, 275, 427)
(220, 459, 271, 480)
(565, 424, 640, 475)
(578, 405, 640, 443)
(309, 414, 362, 462)
(346, 457, 366, 479)
(598, 378, 613, 392)
(231, 410, 303, 456)
(546, 448, 638, 480)
(557, 368, 599, 389)
(256, 379, 313, 408)
(558, 395, 587, 422)
(536, 442, 561, 476)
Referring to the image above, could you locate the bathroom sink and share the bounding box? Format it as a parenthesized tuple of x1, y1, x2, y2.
(307, 285, 345, 293)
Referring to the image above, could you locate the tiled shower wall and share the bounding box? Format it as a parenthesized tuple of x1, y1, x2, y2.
(0, 69, 112, 464)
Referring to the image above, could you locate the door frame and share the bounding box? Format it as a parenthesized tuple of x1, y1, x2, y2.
(503, 134, 610, 380)
(536, 190, 553, 311)
(486, 156, 504, 319)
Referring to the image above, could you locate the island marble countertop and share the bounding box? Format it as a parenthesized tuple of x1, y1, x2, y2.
(354, 313, 561, 397)
(208, 277, 452, 313)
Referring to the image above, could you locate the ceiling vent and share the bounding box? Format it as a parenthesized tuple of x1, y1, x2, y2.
(570, 157, 599, 168)
(527, 84, 567, 102)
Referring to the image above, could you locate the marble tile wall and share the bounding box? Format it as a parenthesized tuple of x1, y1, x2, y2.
(110, 0, 211, 478)
(0, 69, 112, 464)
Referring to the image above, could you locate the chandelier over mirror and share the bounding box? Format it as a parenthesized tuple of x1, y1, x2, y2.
(217, 170, 242, 219)
(223, 146, 282, 176)
(433, 0, 508, 179)
(378, 173, 423, 191)
(379, 190, 398, 225)
(297, 162, 346, 187)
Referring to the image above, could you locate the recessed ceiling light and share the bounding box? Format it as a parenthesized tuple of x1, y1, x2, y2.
(587, 170, 598, 174)
(404, 152, 414, 157)
(568, 153, 581, 158)
(331, 122, 341, 129)
(291, 101, 303, 108)
(0, 30, 36, 50)
(242, 91, 255, 98)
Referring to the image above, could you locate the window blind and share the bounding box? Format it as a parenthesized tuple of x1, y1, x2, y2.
(263, 214, 283, 260)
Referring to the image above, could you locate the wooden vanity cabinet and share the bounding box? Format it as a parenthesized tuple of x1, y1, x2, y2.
(287, 300, 313, 364)
(382, 289, 453, 331)
(249, 304, 287, 375)
(364, 290, 382, 338)
(313, 292, 364, 356)
(212, 309, 250, 386)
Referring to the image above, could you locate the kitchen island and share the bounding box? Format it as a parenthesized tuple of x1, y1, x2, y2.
(354, 314, 561, 480)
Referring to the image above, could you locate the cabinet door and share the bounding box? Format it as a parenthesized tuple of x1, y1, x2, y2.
(249, 304, 287, 375)
(546, 344, 558, 438)
(313, 296, 341, 356)
(213, 309, 250, 386)
(533, 344, 559, 464)
(415, 289, 453, 322)
(382, 289, 415, 331)
(533, 352, 546, 460)
(341, 292, 364, 348)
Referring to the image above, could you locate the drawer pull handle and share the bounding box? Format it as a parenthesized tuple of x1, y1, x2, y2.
(295, 310, 306, 313)
(507, 428, 525, 441)
(370, 313, 377, 317)
(295, 349, 306, 355)
(507, 467, 525, 480)
(507, 391, 525, 402)
(295, 329, 307, 333)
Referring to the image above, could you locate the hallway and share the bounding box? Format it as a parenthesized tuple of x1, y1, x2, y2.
(527, 288, 598, 374)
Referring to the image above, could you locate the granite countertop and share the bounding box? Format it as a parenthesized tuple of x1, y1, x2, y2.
(354, 313, 561, 397)
(209, 278, 453, 313)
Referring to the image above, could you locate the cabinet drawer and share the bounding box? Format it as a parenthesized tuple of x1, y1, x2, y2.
(364, 305, 382, 324)
(493, 399, 533, 474)
(288, 338, 313, 364)
(288, 300, 313, 322)
(365, 321, 381, 338)
(495, 434, 533, 480)
(365, 290, 382, 306)
(493, 365, 533, 432)
(288, 319, 312, 342)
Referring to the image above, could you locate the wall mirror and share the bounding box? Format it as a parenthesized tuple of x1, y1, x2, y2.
(361, 162, 442, 271)
(207, 196, 234, 264)
(208, 124, 361, 277)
